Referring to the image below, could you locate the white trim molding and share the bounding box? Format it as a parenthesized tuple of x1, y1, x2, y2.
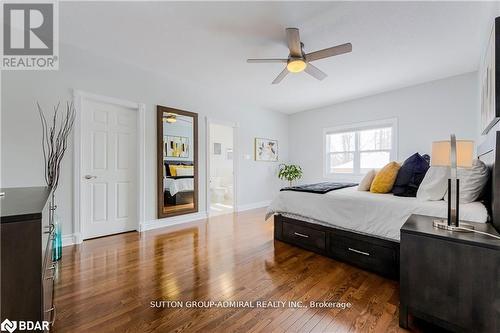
(140, 211, 208, 232)
(236, 200, 271, 212)
(72, 90, 146, 243)
(62, 234, 78, 247)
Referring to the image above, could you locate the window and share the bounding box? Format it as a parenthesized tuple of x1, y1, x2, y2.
(324, 119, 397, 176)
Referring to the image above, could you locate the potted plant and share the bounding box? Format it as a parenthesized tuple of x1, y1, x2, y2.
(278, 163, 303, 187)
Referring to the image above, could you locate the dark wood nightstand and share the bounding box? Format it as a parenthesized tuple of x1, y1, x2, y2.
(400, 214, 500, 332)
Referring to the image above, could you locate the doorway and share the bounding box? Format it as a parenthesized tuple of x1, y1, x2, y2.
(207, 121, 237, 216)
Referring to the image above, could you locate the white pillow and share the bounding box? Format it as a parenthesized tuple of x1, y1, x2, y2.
(358, 169, 376, 191)
(416, 166, 448, 201)
(444, 159, 489, 204)
(176, 167, 194, 176)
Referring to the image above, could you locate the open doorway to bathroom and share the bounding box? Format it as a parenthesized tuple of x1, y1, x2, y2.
(207, 121, 236, 216)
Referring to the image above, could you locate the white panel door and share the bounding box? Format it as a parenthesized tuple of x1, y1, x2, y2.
(81, 99, 137, 239)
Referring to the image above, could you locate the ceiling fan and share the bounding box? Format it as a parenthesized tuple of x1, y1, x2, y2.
(247, 28, 352, 84)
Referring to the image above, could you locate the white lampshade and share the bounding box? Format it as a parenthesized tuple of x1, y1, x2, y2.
(431, 140, 474, 168)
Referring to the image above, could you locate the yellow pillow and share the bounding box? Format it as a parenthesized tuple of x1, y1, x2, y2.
(168, 165, 193, 177)
(370, 162, 401, 193)
(168, 165, 178, 176)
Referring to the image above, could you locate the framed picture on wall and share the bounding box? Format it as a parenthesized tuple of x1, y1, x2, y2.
(165, 135, 189, 158)
(480, 17, 500, 135)
(255, 138, 278, 162)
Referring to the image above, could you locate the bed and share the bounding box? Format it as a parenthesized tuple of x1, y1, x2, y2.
(164, 177, 194, 196)
(164, 161, 194, 205)
(266, 187, 488, 241)
(267, 137, 499, 279)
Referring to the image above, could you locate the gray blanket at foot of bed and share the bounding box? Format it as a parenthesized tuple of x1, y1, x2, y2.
(280, 182, 357, 194)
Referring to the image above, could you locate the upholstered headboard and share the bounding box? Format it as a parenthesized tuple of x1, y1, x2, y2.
(478, 131, 500, 232)
(164, 160, 194, 177)
(165, 160, 194, 166)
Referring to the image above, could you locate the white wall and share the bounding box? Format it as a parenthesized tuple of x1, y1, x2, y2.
(288, 72, 479, 183)
(1, 44, 288, 237)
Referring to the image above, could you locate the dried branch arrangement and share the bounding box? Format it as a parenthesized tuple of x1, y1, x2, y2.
(37, 102, 76, 193)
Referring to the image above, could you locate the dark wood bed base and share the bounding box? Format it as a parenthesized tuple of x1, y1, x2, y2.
(165, 190, 194, 205)
(274, 214, 400, 279)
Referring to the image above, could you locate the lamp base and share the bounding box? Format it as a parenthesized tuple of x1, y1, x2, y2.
(433, 219, 474, 232)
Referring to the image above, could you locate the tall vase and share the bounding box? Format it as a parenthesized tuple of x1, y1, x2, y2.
(51, 194, 62, 261)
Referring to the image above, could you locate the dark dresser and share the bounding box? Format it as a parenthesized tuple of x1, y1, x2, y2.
(400, 214, 500, 332)
(0, 187, 55, 329)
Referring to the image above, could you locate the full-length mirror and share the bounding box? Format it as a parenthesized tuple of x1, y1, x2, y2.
(157, 106, 198, 218)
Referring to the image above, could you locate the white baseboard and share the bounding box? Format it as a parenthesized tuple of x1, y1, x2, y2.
(140, 211, 208, 232)
(62, 234, 78, 247)
(236, 200, 271, 212)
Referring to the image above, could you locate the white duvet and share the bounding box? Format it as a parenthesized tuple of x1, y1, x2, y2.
(164, 177, 194, 196)
(265, 186, 488, 241)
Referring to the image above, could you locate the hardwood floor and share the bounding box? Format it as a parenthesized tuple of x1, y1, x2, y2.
(164, 202, 195, 215)
(53, 209, 419, 333)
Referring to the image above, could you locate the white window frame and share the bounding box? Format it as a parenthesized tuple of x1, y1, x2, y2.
(323, 118, 398, 181)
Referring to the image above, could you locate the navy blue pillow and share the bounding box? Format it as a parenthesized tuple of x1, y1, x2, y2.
(392, 153, 430, 197)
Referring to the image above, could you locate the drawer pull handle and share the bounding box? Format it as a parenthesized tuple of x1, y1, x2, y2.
(293, 232, 309, 238)
(45, 306, 56, 325)
(43, 224, 55, 234)
(348, 247, 370, 256)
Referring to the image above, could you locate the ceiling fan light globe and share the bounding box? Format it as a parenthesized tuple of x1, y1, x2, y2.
(164, 114, 177, 123)
(287, 59, 307, 73)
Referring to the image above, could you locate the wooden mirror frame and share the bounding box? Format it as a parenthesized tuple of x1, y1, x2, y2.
(157, 105, 198, 218)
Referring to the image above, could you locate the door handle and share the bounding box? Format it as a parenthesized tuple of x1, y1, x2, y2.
(84, 175, 97, 180)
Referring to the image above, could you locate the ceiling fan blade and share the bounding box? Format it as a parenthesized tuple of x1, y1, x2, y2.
(247, 59, 288, 63)
(286, 28, 302, 57)
(304, 63, 327, 81)
(305, 43, 352, 62)
(272, 68, 288, 84)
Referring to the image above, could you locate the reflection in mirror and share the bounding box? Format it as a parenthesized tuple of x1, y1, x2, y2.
(157, 106, 198, 218)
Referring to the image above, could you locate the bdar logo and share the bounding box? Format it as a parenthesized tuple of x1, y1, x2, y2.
(0, 319, 17, 333)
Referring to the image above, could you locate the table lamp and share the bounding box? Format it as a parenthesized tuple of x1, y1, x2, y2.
(431, 134, 474, 232)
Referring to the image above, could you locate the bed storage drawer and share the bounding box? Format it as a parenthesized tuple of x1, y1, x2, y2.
(328, 232, 399, 278)
(282, 221, 326, 253)
(273, 215, 399, 279)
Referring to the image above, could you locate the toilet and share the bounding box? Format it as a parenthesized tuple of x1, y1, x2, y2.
(210, 176, 225, 203)
(211, 186, 227, 203)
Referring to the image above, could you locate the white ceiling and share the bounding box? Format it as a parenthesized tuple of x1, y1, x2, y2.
(60, 1, 497, 114)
